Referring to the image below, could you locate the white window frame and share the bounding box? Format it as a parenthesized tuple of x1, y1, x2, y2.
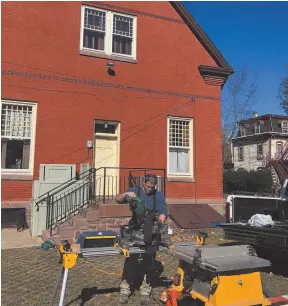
(282, 121, 288, 134)
(80, 5, 137, 60)
(167, 117, 193, 177)
(1, 100, 37, 175)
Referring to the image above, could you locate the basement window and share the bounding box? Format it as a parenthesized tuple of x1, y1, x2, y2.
(1, 101, 36, 174)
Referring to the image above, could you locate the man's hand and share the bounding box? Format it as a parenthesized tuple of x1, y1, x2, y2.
(159, 214, 166, 224)
(124, 192, 136, 198)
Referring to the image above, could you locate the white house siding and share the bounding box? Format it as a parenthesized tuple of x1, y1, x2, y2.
(232, 139, 270, 171)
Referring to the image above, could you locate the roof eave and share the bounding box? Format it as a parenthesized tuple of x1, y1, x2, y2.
(170, 1, 234, 74)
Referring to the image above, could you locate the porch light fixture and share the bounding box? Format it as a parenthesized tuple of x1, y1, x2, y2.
(107, 61, 116, 76)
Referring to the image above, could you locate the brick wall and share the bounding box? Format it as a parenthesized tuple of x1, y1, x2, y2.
(1, 1, 224, 203)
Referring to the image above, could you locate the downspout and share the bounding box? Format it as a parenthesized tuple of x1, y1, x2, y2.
(193, 98, 197, 204)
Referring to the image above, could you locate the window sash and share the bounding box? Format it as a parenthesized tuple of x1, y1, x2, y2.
(1, 101, 35, 173)
(238, 147, 244, 161)
(257, 144, 263, 160)
(81, 6, 136, 58)
(168, 118, 191, 175)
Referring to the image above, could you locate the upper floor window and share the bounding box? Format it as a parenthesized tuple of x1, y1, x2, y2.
(282, 121, 288, 134)
(168, 117, 192, 176)
(254, 122, 260, 134)
(80, 6, 137, 59)
(1, 101, 37, 174)
(239, 124, 246, 137)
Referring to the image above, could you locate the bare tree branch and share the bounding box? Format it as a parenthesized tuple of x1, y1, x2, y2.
(279, 66, 288, 114)
(222, 67, 258, 166)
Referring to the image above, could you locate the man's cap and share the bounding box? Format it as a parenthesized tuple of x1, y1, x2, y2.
(144, 173, 157, 186)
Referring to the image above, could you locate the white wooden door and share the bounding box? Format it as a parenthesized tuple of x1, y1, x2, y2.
(94, 136, 119, 199)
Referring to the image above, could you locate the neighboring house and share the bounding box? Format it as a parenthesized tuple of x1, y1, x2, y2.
(1, 1, 233, 235)
(232, 113, 288, 174)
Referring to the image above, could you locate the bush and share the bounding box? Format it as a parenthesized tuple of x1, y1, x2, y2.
(223, 168, 273, 194)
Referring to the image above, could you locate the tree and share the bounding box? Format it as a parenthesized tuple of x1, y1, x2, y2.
(279, 66, 288, 114)
(222, 67, 258, 166)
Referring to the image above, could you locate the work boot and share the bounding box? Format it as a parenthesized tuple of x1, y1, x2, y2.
(140, 294, 150, 305)
(119, 293, 129, 304)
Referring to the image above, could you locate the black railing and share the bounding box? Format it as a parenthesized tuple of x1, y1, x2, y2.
(35, 167, 166, 235)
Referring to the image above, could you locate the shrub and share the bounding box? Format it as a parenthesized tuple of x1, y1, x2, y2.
(223, 168, 273, 194)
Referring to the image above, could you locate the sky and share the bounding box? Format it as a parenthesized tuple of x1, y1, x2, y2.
(184, 1, 288, 116)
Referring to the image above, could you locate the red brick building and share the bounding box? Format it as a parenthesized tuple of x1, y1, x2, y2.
(1, 1, 233, 232)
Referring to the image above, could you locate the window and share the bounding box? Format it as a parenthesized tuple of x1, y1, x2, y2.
(282, 121, 288, 134)
(238, 146, 244, 161)
(168, 117, 192, 176)
(257, 143, 263, 160)
(80, 6, 136, 59)
(240, 124, 246, 137)
(255, 122, 260, 134)
(95, 122, 116, 134)
(276, 141, 283, 159)
(1, 101, 36, 173)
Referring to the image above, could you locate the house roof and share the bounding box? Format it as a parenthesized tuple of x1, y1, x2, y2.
(170, 1, 234, 73)
(240, 114, 288, 123)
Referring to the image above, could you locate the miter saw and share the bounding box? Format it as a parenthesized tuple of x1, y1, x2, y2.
(117, 194, 170, 251)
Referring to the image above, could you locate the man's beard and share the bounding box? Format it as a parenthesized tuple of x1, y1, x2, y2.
(143, 186, 156, 195)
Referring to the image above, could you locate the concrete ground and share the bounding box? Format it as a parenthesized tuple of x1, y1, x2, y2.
(1, 228, 43, 249)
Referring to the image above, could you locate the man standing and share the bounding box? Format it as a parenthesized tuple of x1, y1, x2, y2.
(115, 173, 167, 305)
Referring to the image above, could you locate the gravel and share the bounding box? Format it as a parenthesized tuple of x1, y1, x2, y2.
(2, 230, 287, 306)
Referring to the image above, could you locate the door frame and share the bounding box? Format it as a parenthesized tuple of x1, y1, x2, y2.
(93, 119, 121, 193)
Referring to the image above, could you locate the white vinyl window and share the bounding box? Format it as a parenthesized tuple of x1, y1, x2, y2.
(80, 6, 137, 59)
(168, 117, 192, 176)
(1, 101, 36, 173)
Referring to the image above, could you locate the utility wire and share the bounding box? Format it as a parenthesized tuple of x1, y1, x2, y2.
(1, 98, 191, 201)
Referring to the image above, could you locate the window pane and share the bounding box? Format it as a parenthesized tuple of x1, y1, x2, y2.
(2, 139, 30, 169)
(1, 104, 32, 138)
(83, 29, 105, 51)
(169, 119, 190, 148)
(113, 14, 133, 37)
(95, 123, 116, 134)
(112, 35, 132, 55)
(169, 148, 189, 174)
(84, 9, 106, 32)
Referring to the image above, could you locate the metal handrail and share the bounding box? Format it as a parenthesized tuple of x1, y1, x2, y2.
(35, 166, 166, 207)
(43, 167, 166, 235)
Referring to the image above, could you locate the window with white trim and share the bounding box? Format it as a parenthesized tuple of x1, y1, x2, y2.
(282, 121, 288, 134)
(1, 101, 36, 173)
(168, 117, 192, 176)
(80, 6, 136, 59)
